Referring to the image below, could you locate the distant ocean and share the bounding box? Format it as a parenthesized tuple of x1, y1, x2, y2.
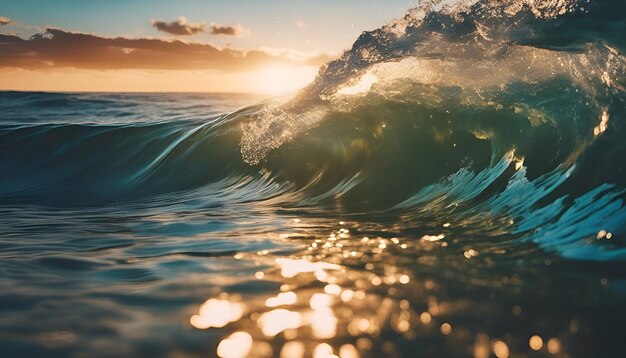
(1, 0, 626, 357)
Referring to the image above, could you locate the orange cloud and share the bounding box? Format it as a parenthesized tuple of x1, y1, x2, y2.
(0, 28, 330, 71)
(0, 16, 14, 25)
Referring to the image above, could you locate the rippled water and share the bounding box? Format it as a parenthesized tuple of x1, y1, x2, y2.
(2, 0, 626, 357)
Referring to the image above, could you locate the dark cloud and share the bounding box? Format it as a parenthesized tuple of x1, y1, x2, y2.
(209, 23, 247, 36)
(0, 16, 14, 25)
(0, 28, 331, 71)
(151, 16, 205, 36)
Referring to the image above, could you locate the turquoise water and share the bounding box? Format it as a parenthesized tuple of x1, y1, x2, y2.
(2, 0, 626, 357)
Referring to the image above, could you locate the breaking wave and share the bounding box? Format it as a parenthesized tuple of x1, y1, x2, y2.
(2, 0, 626, 261)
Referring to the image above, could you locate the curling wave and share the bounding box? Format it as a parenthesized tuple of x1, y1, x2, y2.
(1, 0, 626, 261)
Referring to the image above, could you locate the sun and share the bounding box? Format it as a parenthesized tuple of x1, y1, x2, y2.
(250, 65, 318, 95)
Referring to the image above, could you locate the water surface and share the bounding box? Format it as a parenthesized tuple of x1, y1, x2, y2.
(2, 1, 626, 357)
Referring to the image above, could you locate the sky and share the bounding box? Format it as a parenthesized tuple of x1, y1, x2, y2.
(0, 0, 417, 94)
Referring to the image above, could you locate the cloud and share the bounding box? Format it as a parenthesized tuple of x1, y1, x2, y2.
(0, 28, 332, 72)
(149, 17, 248, 37)
(295, 19, 308, 29)
(150, 16, 205, 35)
(209, 23, 248, 36)
(0, 16, 14, 25)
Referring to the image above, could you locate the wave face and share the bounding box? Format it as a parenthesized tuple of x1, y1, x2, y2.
(235, 0, 626, 261)
(2, 1, 626, 357)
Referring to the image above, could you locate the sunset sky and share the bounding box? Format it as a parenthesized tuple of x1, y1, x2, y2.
(0, 0, 416, 94)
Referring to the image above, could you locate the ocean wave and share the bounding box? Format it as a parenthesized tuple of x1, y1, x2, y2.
(2, 0, 625, 261)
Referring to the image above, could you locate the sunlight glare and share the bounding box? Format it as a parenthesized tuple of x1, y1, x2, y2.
(250, 65, 318, 95)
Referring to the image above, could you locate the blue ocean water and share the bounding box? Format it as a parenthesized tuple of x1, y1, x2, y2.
(2, 1, 626, 357)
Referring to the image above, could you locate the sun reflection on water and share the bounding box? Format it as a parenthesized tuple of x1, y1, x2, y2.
(275, 258, 341, 279)
(258, 309, 303, 336)
(217, 331, 253, 358)
(265, 291, 297, 307)
(187, 219, 579, 358)
(190, 296, 244, 329)
(281, 341, 306, 358)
